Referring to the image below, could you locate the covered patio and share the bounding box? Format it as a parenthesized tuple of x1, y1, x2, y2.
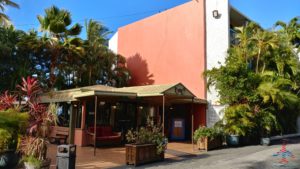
(41, 83, 207, 153)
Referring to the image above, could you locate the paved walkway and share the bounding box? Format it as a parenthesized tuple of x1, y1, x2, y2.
(123, 139, 300, 169)
(48, 139, 300, 169)
(48, 142, 198, 169)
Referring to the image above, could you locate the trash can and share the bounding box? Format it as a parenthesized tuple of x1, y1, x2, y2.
(56, 144, 76, 169)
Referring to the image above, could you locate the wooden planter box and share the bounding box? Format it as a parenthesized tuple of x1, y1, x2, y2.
(197, 137, 223, 151)
(125, 144, 164, 166)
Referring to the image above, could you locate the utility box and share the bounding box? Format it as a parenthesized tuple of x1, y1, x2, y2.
(56, 144, 76, 169)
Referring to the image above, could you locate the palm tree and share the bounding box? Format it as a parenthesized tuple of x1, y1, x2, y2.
(37, 6, 82, 88)
(275, 17, 300, 46)
(257, 71, 299, 110)
(83, 19, 110, 85)
(234, 22, 259, 67)
(0, 0, 19, 26)
(250, 30, 278, 73)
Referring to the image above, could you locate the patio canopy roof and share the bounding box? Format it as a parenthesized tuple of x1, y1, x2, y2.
(40, 83, 207, 104)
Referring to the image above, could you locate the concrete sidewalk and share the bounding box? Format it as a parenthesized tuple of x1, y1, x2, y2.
(118, 139, 300, 169)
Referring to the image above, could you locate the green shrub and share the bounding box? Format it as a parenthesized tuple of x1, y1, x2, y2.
(126, 118, 167, 154)
(21, 155, 41, 168)
(193, 126, 223, 141)
(0, 109, 28, 153)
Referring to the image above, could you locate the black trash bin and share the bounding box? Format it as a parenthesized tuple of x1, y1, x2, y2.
(56, 144, 76, 169)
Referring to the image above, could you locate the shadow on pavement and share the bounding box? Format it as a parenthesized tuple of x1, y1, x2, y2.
(111, 153, 210, 169)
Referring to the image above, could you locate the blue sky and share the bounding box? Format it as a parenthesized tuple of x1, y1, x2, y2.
(5, 0, 300, 38)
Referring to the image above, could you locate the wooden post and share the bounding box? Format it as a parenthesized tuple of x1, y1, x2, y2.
(81, 100, 86, 130)
(191, 98, 194, 152)
(69, 103, 75, 144)
(94, 96, 98, 156)
(162, 95, 165, 136)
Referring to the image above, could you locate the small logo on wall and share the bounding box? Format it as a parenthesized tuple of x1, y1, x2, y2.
(272, 139, 298, 168)
(175, 86, 185, 95)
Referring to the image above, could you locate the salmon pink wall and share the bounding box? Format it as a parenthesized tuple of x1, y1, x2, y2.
(193, 104, 206, 130)
(118, 0, 206, 98)
(74, 129, 86, 146)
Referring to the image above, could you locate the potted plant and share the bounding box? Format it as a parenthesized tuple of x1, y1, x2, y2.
(258, 110, 280, 146)
(17, 77, 57, 169)
(193, 126, 223, 151)
(0, 91, 28, 169)
(125, 118, 167, 166)
(20, 137, 51, 169)
(223, 104, 255, 146)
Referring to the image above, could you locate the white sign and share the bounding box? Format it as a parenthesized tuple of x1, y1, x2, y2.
(174, 121, 182, 128)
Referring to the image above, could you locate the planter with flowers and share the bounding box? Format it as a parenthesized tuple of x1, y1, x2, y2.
(125, 119, 167, 166)
(193, 126, 223, 151)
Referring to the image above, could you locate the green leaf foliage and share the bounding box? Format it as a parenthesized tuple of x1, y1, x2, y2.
(0, 6, 131, 91)
(206, 19, 300, 136)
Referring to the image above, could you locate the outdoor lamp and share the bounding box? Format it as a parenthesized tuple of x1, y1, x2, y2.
(138, 106, 143, 110)
(212, 10, 220, 19)
(112, 105, 117, 109)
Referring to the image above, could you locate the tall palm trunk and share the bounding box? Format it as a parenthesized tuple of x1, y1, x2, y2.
(88, 67, 92, 85)
(49, 49, 58, 88)
(256, 48, 261, 74)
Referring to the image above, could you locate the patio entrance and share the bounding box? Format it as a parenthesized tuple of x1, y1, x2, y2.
(41, 83, 207, 149)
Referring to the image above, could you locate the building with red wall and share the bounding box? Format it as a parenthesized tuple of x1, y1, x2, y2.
(109, 0, 250, 128)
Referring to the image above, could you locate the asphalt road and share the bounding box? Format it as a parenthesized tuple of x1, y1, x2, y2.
(119, 138, 300, 169)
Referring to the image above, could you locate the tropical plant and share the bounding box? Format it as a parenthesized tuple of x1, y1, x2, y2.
(193, 126, 223, 141)
(0, 0, 19, 26)
(223, 104, 256, 136)
(275, 17, 300, 46)
(21, 155, 41, 169)
(17, 77, 57, 167)
(82, 19, 130, 87)
(0, 6, 131, 91)
(256, 109, 280, 137)
(0, 91, 16, 110)
(126, 118, 167, 154)
(250, 30, 278, 73)
(0, 26, 32, 92)
(0, 109, 28, 153)
(206, 19, 300, 137)
(37, 5, 82, 88)
(257, 71, 299, 109)
(0, 128, 14, 152)
(17, 76, 41, 103)
(83, 19, 110, 85)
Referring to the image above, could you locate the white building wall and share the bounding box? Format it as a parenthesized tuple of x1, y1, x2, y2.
(205, 0, 230, 127)
(108, 32, 119, 54)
